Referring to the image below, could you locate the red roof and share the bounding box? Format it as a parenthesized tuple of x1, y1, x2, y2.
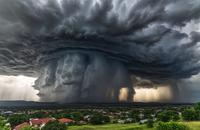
(14, 122, 29, 130)
(30, 118, 54, 125)
(58, 118, 74, 123)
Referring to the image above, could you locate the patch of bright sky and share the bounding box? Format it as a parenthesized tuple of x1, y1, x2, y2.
(0, 75, 39, 101)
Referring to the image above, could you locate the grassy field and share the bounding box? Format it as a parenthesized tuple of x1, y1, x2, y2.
(68, 123, 150, 130)
(68, 122, 200, 130)
(184, 121, 200, 130)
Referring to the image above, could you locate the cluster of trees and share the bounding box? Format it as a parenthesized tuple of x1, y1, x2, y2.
(8, 114, 28, 127)
(89, 113, 110, 125)
(157, 110, 180, 122)
(144, 103, 200, 130)
(182, 103, 200, 121)
(143, 109, 181, 129)
(41, 121, 67, 130)
(155, 103, 200, 122)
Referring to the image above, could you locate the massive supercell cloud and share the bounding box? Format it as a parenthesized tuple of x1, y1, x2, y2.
(0, 0, 200, 102)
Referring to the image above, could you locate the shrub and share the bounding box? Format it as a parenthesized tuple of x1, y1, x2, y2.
(0, 116, 10, 130)
(0, 116, 7, 126)
(156, 122, 190, 130)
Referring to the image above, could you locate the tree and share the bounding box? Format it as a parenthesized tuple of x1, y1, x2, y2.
(102, 115, 110, 124)
(129, 110, 140, 122)
(194, 102, 200, 111)
(194, 102, 200, 120)
(8, 114, 28, 127)
(41, 121, 67, 130)
(182, 108, 198, 121)
(167, 110, 180, 121)
(157, 110, 180, 122)
(143, 109, 154, 119)
(157, 111, 171, 122)
(29, 111, 48, 119)
(89, 113, 110, 125)
(146, 119, 154, 128)
(70, 112, 83, 121)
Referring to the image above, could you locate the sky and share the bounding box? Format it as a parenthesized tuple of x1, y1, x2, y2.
(0, 75, 172, 102)
(0, 75, 39, 101)
(1, 73, 200, 102)
(0, 0, 200, 102)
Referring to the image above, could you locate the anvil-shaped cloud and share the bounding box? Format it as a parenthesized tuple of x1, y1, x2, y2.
(0, 0, 200, 102)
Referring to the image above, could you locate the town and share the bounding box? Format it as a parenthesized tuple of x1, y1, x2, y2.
(0, 103, 200, 130)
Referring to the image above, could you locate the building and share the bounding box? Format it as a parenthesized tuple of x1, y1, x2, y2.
(2, 111, 13, 116)
(14, 122, 29, 130)
(14, 117, 73, 130)
(30, 118, 54, 129)
(58, 118, 74, 125)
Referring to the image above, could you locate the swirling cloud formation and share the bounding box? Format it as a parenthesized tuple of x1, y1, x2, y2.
(0, 0, 200, 102)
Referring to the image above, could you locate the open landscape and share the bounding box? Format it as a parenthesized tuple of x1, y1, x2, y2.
(1, 0, 200, 130)
(1, 102, 200, 130)
(68, 122, 200, 130)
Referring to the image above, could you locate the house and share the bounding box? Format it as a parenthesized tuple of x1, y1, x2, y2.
(77, 120, 87, 125)
(2, 111, 13, 116)
(139, 119, 148, 124)
(139, 113, 144, 119)
(14, 122, 29, 130)
(117, 119, 125, 124)
(14, 117, 73, 130)
(125, 118, 133, 123)
(58, 118, 74, 125)
(30, 118, 54, 129)
(83, 115, 91, 121)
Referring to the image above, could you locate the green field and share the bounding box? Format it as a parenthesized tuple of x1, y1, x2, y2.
(68, 122, 200, 130)
(69, 123, 150, 130)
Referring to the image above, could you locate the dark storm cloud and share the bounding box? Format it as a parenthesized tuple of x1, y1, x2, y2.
(0, 0, 200, 79)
